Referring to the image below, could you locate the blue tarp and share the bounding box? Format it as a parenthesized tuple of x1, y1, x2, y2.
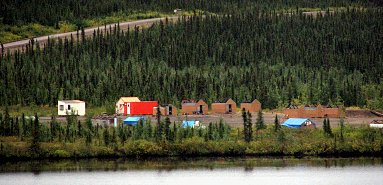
(182, 120, 196, 128)
(282, 118, 316, 128)
(123, 117, 146, 125)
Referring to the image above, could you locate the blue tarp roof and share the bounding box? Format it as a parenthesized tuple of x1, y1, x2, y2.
(182, 120, 196, 128)
(123, 116, 146, 125)
(282, 118, 316, 128)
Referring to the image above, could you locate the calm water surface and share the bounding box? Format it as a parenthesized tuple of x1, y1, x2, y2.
(0, 157, 382, 185)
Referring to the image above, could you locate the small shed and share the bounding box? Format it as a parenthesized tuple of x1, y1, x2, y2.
(211, 98, 237, 114)
(282, 118, 316, 128)
(123, 117, 146, 126)
(116, 97, 141, 115)
(152, 104, 178, 116)
(240, 99, 261, 113)
(58, 100, 86, 116)
(181, 99, 208, 115)
(182, 120, 200, 128)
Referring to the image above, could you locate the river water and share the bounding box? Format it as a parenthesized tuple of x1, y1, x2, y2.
(0, 157, 382, 185)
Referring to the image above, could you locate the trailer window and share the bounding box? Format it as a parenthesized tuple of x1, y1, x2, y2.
(59, 105, 64, 111)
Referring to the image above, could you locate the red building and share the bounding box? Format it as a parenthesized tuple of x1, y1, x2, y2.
(130, 101, 158, 115)
(116, 97, 158, 115)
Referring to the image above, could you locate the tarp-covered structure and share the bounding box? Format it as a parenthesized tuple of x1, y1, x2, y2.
(282, 118, 316, 128)
(182, 120, 200, 128)
(123, 116, 146, 126)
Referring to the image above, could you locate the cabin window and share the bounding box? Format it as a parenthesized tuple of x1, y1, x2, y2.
(59, 105, 64, 111)
(68, 105, 71, 110)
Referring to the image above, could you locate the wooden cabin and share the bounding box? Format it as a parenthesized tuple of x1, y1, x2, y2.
(181, 99, 208, 115)
(283, 104, 341, 118)
(211, 98, 237, 114)
(240, 99, 261, 112)
(153, 104, 177, 116)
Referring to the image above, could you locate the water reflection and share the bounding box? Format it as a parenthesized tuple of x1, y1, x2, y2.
(0, 157, 382, 173)
(0, 158, 382, 185)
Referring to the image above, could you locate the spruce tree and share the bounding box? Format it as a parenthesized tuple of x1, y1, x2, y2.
(173, 122, 178, 142)
(21, 113, 27, 138)
(274, 114, 280, 132)
(218, 118, 224, 139)
(247, 111, 253, 141)
(327, 118, 333, 137)
(31, 113, 40, 154)
(164, 117, 171, 141)
(156, 107, 162, 141)
(208, 122, 213, 141)
(323, 118, 328, 136)
(77, 120, 82, 137)
(103, 127, 110, 146)
(85, 128, 92, 146)
(242, 109, 248, 142)
(111, 127, 117, 146)
(86, 116, 93, 134)
(339, 117, 345, 142)
(256, 109, 265, 130)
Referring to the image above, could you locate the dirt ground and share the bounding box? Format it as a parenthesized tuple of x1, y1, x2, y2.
(152, 110, 381, 128)
(39, 110, 382, 128)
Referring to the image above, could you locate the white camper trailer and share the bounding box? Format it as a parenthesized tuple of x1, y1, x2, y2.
(58, 100, 86, 116)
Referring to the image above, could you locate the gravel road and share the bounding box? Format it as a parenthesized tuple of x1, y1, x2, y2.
(1, 16, 180, 54)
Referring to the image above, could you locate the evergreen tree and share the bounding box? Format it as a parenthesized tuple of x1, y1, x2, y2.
(339, 117, 345, 142)
(172, 122, 177, 142)
(111, 127, 117, 146)
(242, 109, 248, 142)
(103, 127, 110, 146)
(323, 118, 328, 136)
(86, 116, 93, 134)
(207, 122, 213, 141)
(218, 118, 224, 139)
(242, 110, 253, 142)
(77, 120, 82, 137)
(274, 114, 280, 132)
(30, 113, 40, 153)
(85, 128, 92, 146)
(21, 113, 27, 138)
(247, 111, 253, 141)
(256, 109, 265, 130)
(164, 117, 171, 141)
(156, 107, 162, 142)
(327, 118, 333, 137)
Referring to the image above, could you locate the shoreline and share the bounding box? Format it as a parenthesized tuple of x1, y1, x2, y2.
(1, 140, 382, 162)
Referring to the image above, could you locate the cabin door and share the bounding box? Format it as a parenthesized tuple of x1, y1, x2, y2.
(228, 104, 232, 113)
(127, 103, 131, 115)
(199, 105, 203, 114)
(169, 106, 173, 115)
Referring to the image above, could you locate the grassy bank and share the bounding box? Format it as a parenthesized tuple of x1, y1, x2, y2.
(1, 124, 382, 160)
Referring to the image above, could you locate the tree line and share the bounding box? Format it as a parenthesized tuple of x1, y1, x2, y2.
(0, 109, 232, 148)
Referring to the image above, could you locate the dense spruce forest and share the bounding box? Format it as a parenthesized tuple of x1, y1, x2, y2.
(0, 0, 374, 26)
(1, 8, 382, 109)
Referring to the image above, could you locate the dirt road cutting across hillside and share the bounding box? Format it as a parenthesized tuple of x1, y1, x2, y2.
(0, 16, 180, 55)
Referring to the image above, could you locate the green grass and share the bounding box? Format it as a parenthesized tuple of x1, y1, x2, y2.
(1, 125, 382, 160)
(0, 105, 109, 117)
(0, 23, 59, 43)
(0, 10, 214, 44)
